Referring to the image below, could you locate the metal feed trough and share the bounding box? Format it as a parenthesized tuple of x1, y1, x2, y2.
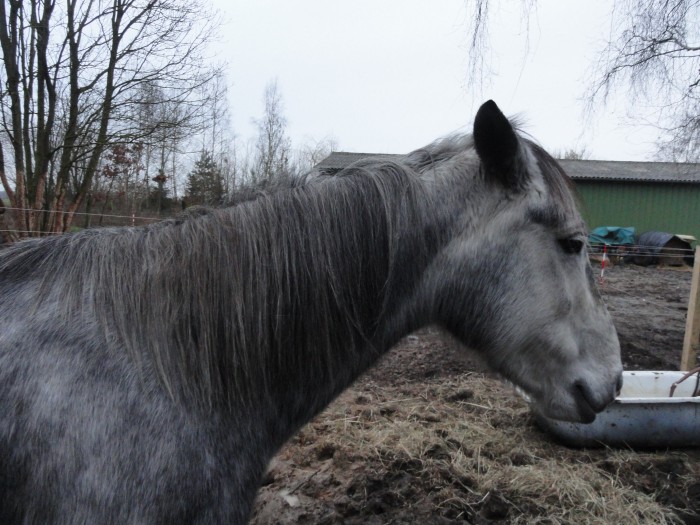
(534, 369, 700, 448)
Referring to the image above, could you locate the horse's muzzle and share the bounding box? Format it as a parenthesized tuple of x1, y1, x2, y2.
(572, 373, 622, 424)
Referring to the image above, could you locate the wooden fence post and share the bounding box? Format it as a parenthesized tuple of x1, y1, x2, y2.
(681, 246, 700, 370)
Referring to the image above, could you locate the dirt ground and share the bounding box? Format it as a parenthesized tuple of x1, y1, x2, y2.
(251, 262, 700, 525)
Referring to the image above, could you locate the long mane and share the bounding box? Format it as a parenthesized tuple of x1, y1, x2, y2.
(0, 160, 439, 410)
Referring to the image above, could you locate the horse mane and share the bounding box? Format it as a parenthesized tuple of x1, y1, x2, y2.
(0, 159, 438, 411)
(224, 172, 314, 206)
(0, 129, 579, 412)
(404, 133, 475, 173)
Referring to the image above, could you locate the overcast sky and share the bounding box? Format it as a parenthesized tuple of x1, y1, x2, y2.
(211, 0, 661, 161)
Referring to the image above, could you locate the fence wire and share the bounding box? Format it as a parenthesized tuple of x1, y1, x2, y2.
(589, 242, 695, 261)
(1, 206, 161, 222)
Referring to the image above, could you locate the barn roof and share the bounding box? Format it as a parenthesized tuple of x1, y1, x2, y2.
(557, 159, 700, 184)
(315, 152, 700, 184)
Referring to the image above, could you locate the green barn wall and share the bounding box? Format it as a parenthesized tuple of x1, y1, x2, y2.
(575, 181, 700, 241)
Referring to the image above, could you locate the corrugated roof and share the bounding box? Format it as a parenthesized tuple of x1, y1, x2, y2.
(315, 152, 700, 184)
(558, 159, 700, 183)
(314, 152, 399, 172)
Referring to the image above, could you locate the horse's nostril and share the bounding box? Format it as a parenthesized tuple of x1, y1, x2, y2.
(574, 379, 612, 413)
(570, 381, 597, 423)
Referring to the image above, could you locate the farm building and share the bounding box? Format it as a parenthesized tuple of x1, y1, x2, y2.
(559, 159, 700, 243)
(315, 153, 700, 242)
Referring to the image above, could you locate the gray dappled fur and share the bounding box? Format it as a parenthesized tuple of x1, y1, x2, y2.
(0, 105, 621, 524)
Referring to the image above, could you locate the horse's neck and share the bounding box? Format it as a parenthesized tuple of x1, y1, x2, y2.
(225, 176, 444, 445)
(180, 169, 497, 498)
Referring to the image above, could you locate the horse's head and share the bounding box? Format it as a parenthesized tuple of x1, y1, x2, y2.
(421, 100, 622, 423)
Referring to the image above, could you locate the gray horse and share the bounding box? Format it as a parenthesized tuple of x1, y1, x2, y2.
(0, 101, 622, 524)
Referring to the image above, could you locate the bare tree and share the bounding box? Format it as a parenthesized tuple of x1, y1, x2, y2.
(294, 136, 338, 174)
(0, 194, 18, 243)
(229, 136, 256, 190)
(137, 81, 201, 207)
(96, 141, 144, 224)
(253, 79, 292, 183)
(204, 70, 235, 195)
(0, 0, 221, 235)
(464, 0, 537, 89)
(588, 0, 700, 161)
(463, 1, 699, 160)
(553, 146, 591, 161)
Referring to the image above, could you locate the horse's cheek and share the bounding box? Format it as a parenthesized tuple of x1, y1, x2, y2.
(429, 250, 511, 352)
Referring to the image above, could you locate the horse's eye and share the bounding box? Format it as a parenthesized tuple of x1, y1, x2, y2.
(558, 238, 584, 255)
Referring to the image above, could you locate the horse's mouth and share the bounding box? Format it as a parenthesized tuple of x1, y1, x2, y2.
(510, 379, 613, 424)
(571, 382, 598, 424)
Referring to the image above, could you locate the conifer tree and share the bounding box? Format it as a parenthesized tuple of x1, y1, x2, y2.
(186, 151, 224, 205)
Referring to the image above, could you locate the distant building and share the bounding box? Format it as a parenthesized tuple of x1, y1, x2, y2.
(316, 153, 700, 242)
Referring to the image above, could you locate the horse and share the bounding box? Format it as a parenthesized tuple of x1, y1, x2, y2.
(0, 100, 622, 524)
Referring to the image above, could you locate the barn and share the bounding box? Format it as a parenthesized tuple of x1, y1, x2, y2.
(315, 153, 700, 242)
(558, 159, 700, 243)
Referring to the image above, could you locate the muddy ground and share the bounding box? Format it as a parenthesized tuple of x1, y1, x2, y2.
(252, 263, 700, 524)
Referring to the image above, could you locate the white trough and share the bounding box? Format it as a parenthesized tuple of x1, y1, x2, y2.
(534, 371, 700, 448)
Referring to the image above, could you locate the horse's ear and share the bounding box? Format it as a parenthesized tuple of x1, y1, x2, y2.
(473, 100, 523, 189)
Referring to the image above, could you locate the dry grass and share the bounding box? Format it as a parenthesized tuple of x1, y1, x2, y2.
(255, 372, 699, 524)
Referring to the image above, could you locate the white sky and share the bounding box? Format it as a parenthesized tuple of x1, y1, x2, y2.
(211, 0, 662, 161)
